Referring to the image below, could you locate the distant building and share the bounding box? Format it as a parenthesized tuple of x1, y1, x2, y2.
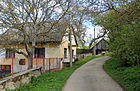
(92, 38, 109, 55)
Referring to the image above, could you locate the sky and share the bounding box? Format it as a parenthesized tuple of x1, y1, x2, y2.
(87, 26, 102, 38)
(82, 21, 104, 46)
(84, 21, 102, 39)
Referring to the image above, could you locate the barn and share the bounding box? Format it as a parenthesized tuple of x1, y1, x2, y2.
(92, 39, 109, 55)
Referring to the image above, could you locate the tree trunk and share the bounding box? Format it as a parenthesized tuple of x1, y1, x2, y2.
(28, 55, 33, 69)
(69, 29, 73, 67)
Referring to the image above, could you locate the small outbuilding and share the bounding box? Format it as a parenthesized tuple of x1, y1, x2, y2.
(92, 38, 109, 55)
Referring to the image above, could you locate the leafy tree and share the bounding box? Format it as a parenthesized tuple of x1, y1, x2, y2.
(94, 0, 140, 66)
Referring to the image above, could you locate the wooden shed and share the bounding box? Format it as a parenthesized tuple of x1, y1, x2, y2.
(92, 39, 109, 55)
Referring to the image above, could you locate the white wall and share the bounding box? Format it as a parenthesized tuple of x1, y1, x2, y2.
(45, 47, 61, 58)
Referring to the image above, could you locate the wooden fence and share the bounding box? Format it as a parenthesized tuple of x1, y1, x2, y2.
(0, 58, 62, 79)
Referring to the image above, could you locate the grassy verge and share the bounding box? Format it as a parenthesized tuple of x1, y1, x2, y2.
(12, 56, 101, 91)
(104, 57, 140, 91)
(0, 72, 18, 79)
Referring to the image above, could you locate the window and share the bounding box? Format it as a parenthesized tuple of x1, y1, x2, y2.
(19, 59, 26, 65)
(72, 50, 74, 57)
(6, 49, 15, 58)
(71, 36, 74, 41)
(35, 48, 45, 58)
(1, 65, 11, 72)
(64, 48, 67, 59)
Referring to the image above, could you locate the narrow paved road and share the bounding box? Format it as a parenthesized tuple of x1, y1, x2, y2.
(63, 56, 124, 91)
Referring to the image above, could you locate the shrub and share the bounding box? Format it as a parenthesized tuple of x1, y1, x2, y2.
(104, 57, 140, 91)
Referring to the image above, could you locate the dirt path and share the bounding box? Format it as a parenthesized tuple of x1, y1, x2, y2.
(63, 56, 124, 91)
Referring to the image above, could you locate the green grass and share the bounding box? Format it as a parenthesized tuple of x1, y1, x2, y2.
(104, 57, 140, 91)
(104, 52, 113, 56)
(5, 73, 12, 77)
(1, 72, 17, 79)
(11, 56, 101, 91)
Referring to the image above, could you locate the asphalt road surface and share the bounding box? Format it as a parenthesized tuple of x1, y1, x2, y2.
(63, 56, 124, 91)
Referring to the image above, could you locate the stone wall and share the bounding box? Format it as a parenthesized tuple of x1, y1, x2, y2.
(77, 53, 92, 60)
(0, 67, 42, 91)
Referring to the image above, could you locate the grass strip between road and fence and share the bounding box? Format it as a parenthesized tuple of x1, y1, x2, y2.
(11, 56, 101, 91)
(104, 57, 140, 91)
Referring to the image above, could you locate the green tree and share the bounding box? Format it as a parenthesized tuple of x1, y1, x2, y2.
(94, 0, 140, 66)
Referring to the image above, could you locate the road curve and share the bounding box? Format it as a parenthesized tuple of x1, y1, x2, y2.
(62, 56, 124, 91)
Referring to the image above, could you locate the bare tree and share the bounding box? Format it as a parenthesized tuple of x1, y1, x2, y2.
(64, 1, 88, 49)
(0, 0, 71, 69)
(76, 0, 131, 49)
(74, 25, 87, 49)
(88, 28, 108, 49)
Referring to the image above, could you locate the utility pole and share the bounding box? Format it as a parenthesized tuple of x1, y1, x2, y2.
(69, 26, 73, 67)
(94, 28, 96, 56)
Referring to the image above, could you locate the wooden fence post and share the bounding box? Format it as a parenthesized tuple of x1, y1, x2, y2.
(36, 54, 38, 68)
(43, 55, 45, 67)
(56, 57, 58, 69)
(49, 58, 50, 72)
(59, 58, 61, 69)
(12, 52, 14, 76)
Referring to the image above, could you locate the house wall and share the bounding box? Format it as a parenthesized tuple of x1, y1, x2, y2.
(60, 32, 77, 62)
(45, 44, 61, 58)
(0, 43, 64, 72)
(96, 40, 108, 50)
(93, 39, 109, 55)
